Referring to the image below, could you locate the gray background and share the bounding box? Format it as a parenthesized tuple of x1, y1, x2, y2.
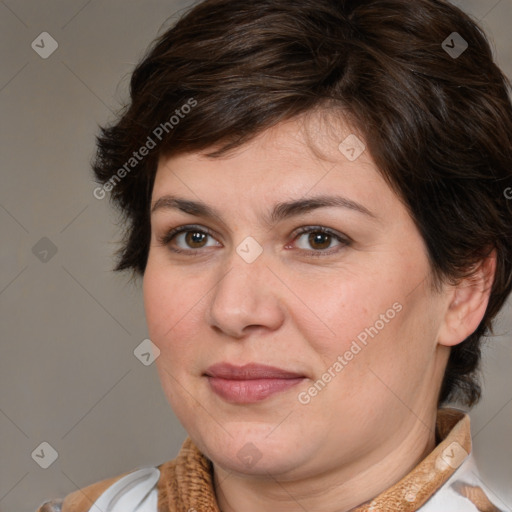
(0, 1, 511, 511)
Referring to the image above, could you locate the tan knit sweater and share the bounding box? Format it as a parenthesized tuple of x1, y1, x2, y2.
(37, 409, 502, 512)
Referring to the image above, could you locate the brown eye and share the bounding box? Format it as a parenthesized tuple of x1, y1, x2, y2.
(158, 225, 221, 254)
(292, 226, 350, 256)
(308, 232, 332, 250)
(185, 231, 208, 248)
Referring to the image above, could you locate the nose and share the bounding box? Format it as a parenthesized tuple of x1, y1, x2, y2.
(205, 251, 285, 339)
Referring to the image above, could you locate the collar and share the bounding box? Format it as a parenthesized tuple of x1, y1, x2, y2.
(353, 408, 471, 510)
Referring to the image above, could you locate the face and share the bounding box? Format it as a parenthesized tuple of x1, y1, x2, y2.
(143, 114, 451, 480)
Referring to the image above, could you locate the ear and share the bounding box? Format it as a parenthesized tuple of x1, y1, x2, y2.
(437, 250, 497, 347)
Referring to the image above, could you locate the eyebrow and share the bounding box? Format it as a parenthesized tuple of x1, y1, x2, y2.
(151, 194, 377, 227)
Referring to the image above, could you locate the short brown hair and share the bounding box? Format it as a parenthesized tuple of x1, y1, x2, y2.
(92, 0, 512, 407)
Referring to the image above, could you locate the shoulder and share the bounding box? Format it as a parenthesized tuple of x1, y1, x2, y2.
(419, 452, 510, 512)
(36, 465, 165, 512)
(35, 438, 200, 512)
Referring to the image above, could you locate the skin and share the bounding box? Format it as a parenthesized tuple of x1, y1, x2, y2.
(143, 113, 494, 512)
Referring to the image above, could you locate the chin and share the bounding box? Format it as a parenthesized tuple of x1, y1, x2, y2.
(192, 425, 317, 478)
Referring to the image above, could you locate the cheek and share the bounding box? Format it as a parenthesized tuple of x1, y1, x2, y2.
(143, 263, 169, 343)
(301, 263, 434, 387)
(143, 261, 188, 346)
(296, 271, 399, 354)
(142, 258, 211, 360)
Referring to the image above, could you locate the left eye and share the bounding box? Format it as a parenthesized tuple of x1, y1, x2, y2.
(292, 227, 349, 253)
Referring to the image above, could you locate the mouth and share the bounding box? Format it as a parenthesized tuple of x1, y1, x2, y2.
(204, 362, 306, 404)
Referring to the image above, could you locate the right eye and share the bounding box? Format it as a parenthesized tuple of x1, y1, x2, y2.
(157, 225, 222, 254)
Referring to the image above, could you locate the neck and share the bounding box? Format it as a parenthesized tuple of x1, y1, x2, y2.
(213, 413, 437, 512)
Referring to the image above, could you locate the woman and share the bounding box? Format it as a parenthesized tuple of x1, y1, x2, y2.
(38, 0, 512, 510)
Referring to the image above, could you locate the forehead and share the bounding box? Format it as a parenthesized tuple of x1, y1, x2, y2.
(151, 115, 397, 222)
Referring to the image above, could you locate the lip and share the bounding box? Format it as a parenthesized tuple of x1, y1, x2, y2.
(204, 363, 306, 403)
(205, 362, 304, 380)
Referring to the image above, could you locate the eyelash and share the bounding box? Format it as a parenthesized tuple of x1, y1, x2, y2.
(157, 224, 351, 258)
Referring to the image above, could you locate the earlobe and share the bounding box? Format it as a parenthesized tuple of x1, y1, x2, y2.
(437, 250, 496, 348)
